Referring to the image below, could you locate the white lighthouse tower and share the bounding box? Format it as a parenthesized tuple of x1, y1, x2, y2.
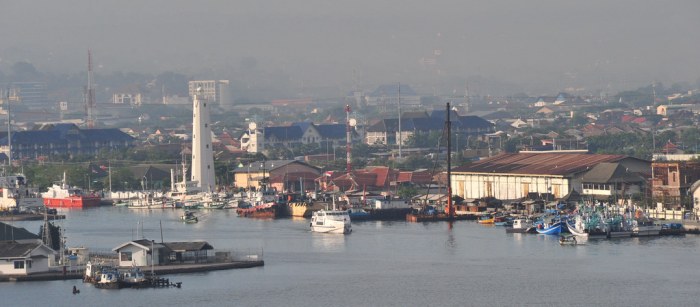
(191, 87, 216, 192)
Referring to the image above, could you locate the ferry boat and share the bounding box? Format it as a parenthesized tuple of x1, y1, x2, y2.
(42, 173, 100, 208)
(310, 210, 352, 234)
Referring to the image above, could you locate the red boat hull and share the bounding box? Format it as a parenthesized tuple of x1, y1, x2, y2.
(44, 196, 101, 208)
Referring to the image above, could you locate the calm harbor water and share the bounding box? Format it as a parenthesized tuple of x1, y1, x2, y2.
(2, 206, 700, 307)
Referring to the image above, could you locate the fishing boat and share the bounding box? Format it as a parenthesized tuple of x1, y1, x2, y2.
(559, 235, 581, 245)
(128, 194, 178, 209)
(43, 172, 100, 208)
(236, 202, 282, 218)
(631, 219, 661, 236)
(606, 215, 632, 238)
(120, 267, 148, 288)
(536, 222, 562, 235)
(310, 210, 352, 234)
(180, 211, 198, 223)
(477, 214, 495, 224)
(347, 207, 371, 221)
(290, 201, 325, 218)
(505, 218, 536, 233)
(94, 267, 122, 289)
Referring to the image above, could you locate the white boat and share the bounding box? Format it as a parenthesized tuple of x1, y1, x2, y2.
(310, 210, 352, 234)
(505, 218, 535, 233)
(0, 174, 44, 210)
(128, 194, 178, 209)
(631, 220, 662, 236)
(94, 267, 121, 289)
(120, 267, 148, 287)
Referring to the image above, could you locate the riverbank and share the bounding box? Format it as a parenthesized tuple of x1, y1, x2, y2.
(0, 261, 264, 282)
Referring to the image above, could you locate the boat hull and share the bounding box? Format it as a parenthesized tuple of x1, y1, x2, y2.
(44, 196, 100, 208)
(608, 231, 632, 238)
(310, 224, 351, 234)
(536, 224, 562, 235)
(632, 225, 662, 237)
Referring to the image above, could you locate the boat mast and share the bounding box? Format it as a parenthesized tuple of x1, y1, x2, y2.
(446, 102, 454, 219)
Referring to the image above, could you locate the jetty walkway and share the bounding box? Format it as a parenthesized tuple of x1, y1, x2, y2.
(0, 260, 264, 282)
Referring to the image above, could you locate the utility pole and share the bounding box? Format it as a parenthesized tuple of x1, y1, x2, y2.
(345, 105, 353, 175)
(86, 50, 96, 128)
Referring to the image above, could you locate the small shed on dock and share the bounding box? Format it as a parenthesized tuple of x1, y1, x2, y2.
(113, 239, 165, 267)
(112, 239, 215, 267)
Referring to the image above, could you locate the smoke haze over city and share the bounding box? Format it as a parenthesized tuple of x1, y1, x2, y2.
(1, 0, 699, 97)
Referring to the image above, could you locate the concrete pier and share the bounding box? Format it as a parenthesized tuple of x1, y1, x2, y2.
(0, 260, 264, 282)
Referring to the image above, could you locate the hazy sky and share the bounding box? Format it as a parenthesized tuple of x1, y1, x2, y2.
(1, 0, 699, 96)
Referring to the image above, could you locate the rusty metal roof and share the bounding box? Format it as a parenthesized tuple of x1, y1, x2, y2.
(452, 153, 627, 176)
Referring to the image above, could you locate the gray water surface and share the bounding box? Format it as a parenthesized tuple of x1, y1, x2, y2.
(2, 207, 699, 307)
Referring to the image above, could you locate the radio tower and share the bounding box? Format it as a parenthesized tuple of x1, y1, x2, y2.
(85, 50, 96, 128)
(345, 104, 352, 175)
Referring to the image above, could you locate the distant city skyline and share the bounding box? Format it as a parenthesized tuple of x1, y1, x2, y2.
(1, 0, 699, 97)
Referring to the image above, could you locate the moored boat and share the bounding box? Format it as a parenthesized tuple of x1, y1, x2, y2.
(536, 222, 562, 235)
(94, 267, 122, 289)
(310, 210, 352, 234)
(42, 173, 100, 208)
(120, 267, 148, 288)
(505, 218, 537, 233)
(477, 214, 495, 224)
(236, 202, 283, 218)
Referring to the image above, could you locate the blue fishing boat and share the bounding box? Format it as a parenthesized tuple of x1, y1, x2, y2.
(536, 222, 562, 235)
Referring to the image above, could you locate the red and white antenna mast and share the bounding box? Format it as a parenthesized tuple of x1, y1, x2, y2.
(345, 105, 353, 175)
(86, 50, 96, 128)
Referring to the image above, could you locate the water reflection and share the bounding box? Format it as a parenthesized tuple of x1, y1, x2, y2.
(310, 232, 347, 252)
(444, 221, 456, 251)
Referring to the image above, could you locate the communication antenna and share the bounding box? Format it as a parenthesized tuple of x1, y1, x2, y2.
(86, 50, 96, 128)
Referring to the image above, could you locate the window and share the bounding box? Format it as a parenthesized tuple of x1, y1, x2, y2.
(14, 261, 24, 269)
(26, 260, 31, 269)
(120, 251, 132, 261)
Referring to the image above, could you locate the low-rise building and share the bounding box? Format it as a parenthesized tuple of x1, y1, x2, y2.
(113, 239, 215, 267)
(451, 152, 649, 202)
(0, 241, 56, 275)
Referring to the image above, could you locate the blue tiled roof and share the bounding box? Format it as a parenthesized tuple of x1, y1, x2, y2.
(264, 126, 303, 141)
(456, 116, 494, 129)
(0, 127, 134, 146)
(411, 117, 444, 132)
(292, 122, 313, 133)
(313, 124, 347, 139)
